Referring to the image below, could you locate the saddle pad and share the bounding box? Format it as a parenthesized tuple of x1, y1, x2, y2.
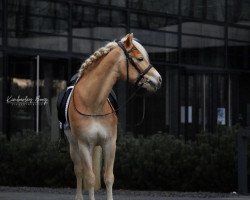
(57, 86, 73, 125)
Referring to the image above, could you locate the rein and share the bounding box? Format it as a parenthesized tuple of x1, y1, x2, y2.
(72, 41, 151, 117)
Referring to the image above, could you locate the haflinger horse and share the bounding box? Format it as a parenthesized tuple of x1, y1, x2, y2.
(65, 33, 162, 200)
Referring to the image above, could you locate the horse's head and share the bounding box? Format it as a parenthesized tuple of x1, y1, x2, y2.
(118, 33, 162, 92)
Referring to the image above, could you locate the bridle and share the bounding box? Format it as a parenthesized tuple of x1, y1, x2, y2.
(116, 41, 153, 87)
(72, 40, 153, 117)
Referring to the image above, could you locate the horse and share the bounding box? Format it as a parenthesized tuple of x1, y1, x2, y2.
(64, 33, 162, 200)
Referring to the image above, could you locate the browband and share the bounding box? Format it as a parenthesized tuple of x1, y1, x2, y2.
(116, 41, 153, 87)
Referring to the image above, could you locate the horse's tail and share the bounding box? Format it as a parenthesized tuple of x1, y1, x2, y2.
(92, 145, 102, 190)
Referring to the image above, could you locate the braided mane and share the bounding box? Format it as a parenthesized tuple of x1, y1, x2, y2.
(78, 41, 118, 77)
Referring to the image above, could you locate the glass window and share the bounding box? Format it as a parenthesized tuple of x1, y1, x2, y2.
(181, 35, 224, 67)
(127, 65, 166, 136)
(72, 5, 126, 38)
(78, 0, 126, 7)
(8, 32, 68, 51)
(182, 21, 224, 38)
(215, 75, 228, 126)
(73, 39, 121, 54)
(130, 13, 178, 32)
(73, 38, 92, 54)
(145, 46, 178, 63)
(8, 56, 36, 136)
(228, 41, 250, 70)
(169, 68, 180, 135)
(39, 58, 67, 140)
(131, 28, 178, 47)
(8, 15, 68, 35)
(7, 0, 69, 51)
(0, 52, 3, 135)
(8, 0, 69, 35)
(129, 0, 178, 14)
(0, 0, 2, 45)
(228, 0, 250, 26)
(181, 0, 225, 22)
(228, 27, 250, 42)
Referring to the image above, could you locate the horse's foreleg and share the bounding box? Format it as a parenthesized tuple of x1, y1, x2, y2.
(65, 130, 84, 200)
(78, 141, 95, 200)
(103, 138, 116, 200)
(69, 144, 84, 200)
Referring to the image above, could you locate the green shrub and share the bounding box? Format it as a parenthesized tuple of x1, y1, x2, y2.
(0, 127, 239, 192)
(0, 130, 74, 187)
(114, 127, 238, 192)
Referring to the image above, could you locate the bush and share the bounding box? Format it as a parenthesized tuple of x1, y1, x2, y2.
(0, 130, 74, 187)
(0, 127, 239, 192)
(114, 126, 238, 192)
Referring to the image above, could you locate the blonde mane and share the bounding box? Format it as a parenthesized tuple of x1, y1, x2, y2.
(78, 41, 118, 77)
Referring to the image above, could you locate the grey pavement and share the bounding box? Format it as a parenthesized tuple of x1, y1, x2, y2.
(0, 187, 249, 200)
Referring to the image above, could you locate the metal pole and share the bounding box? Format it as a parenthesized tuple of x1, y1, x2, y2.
(36, 55, 40, 134)
(203, 75, 206, 132)
(228, 75, 231, 127)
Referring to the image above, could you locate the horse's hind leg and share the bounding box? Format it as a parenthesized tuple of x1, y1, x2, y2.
(65, 130, 84, 200)
(78, 140, 96, 200)
(103, 137, 117, 200)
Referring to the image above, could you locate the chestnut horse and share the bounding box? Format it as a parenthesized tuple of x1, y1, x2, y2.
(64, 33, 162, 200)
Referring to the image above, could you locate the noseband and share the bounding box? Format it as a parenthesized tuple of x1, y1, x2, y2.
(116, 41, 153, 87)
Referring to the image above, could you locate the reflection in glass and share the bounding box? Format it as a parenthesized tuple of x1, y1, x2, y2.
(228, 0, 250, 25)
(39, 58, 67, 140)
(130, 13, 178, 32)
(8, 0, 69, 35)
(78, 0, 126, 7)
(129, 0, 178, 14)
(131, 28, 178, 47)
(7, 0, 69, 51)
(8, 32, 68, 51)
(228, 41, 250, 69)
(182, 21, 224, 38)
(228, 27, 250, 42)
(0, 52, 3, 135)
(145, 46, 178, 63)
(182, 35, 224, 67)
(181, 0, 225, 21)
(72, 5, 126, 37)
(8, 56, 36, 136)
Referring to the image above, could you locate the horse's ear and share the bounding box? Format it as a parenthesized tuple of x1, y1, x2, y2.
(123, 33, 133, 48)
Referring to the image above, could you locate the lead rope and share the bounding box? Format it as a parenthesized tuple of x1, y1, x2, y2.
(135, 95, 146, 126)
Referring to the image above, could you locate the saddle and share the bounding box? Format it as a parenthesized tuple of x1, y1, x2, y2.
(57, 74, 118, 129)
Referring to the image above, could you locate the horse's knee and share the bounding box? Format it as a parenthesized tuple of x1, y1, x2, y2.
(84, 171, 95, 188)
(104, 172, 114, 186)
(74, 165, 83, 176)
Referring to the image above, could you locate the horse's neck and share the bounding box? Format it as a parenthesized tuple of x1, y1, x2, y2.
(75, 48, 121, 112)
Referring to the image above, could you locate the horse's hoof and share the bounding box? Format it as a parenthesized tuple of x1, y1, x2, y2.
(75, 195, 83, 200)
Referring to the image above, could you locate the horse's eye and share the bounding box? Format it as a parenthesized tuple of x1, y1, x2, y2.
(137, 57, 143, 62)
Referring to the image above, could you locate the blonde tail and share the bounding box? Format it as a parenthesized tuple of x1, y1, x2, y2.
(92, 145, 102, 190)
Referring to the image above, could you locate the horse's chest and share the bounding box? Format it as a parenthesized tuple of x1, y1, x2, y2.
(82, 122, 111, 142)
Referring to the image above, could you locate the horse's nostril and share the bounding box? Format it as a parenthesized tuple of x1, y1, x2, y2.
(159, 76, 162, 84)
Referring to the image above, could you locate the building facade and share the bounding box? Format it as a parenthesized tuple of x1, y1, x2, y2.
(0, 0, 249, 139)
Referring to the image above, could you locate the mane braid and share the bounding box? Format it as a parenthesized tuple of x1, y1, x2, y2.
(78, 41, 117, 77)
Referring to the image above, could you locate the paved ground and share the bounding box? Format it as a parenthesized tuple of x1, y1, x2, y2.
(0, 187, 249, 200)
